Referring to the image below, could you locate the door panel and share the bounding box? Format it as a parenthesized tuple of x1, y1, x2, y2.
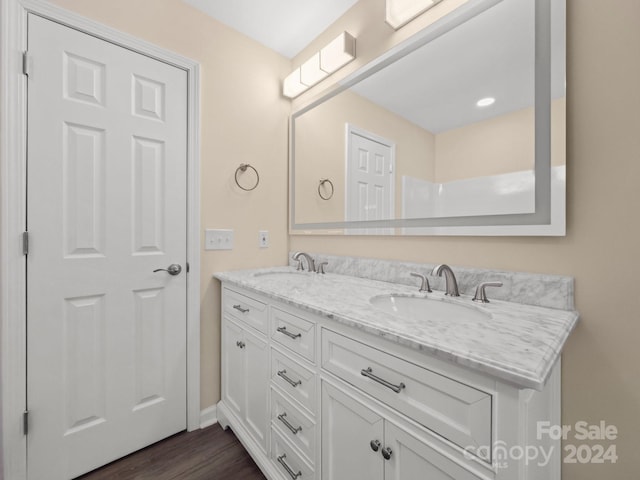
(243, 328, 269, 451)
(27, 14, 188, 479)
(321, 382, 384, 480)
(223, 319, 245, 418)
(385, 423, 483, 480)
(346, 128, 395, 235)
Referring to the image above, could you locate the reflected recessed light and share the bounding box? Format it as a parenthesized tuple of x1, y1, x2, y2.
(477, 97, 496, 107)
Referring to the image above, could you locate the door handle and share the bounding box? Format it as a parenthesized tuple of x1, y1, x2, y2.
(153, 264, 182, 276)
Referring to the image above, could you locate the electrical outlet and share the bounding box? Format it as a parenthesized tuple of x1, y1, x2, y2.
(205, 229, 234, 250)
(258, 230, 269, 248)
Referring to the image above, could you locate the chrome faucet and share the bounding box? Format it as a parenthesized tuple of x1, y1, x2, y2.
(431, 264, 460, 297)
(292, 252, 315, 273)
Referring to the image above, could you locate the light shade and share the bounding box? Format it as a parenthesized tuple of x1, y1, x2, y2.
(319, 32, 356, 73)
(282, 31, 356, 99)
(386, 0, 443, 30)
(283, 68, 307, 98)
(300, 53, 329, 86)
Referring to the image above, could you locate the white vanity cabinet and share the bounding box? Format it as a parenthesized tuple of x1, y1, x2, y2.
(217, 283, 562, 480)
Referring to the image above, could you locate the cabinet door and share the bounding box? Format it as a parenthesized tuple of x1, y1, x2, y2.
(222, 318, 245, 418)
(384, 422, 482, 480)
(322, 382, 384, 480)
(244, 327, 269, 452)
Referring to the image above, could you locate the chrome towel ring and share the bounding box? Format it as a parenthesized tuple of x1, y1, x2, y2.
(318, 178, 334, 200)
(235, 163, 260, 191)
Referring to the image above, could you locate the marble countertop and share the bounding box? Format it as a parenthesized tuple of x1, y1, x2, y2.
(214, 267, 579, 391)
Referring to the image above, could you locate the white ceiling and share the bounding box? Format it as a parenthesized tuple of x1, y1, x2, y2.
(181, 0, 565, 133)
(182, 0, 359, 58)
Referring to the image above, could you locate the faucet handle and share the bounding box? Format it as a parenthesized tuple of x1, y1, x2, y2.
(410, 272, 432, 293)
(472, 281, 503, 303)
(316, 261, 328, 274)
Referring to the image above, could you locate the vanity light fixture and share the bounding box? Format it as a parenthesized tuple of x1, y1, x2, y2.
(476, 97, 496, 107)
(283, 32, 356, 99)
(386, 0, 444, 30)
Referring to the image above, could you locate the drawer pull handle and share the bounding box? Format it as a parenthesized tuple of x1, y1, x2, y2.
(370, 439, 381, 452)
(233, 304, 249, 313)
(381, 447, 393, 460)
(277, 326, 302, 339)
(277, 412, 302, 435)
(361, 367, 406, 394)
(277, 369, 302, 388)
(236, 341, 245, 349)
(277, 454, 302, 479)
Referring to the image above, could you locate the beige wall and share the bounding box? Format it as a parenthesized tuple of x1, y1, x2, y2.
(46, 0, 291, 409)
(290, 0, 640, 478)
(435, 98, 566, 182)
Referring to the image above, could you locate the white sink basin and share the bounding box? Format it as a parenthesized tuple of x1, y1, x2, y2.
(253, 270, 312, 280)
(370, 294, 490, 323)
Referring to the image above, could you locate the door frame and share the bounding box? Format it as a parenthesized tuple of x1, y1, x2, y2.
(0, 1, 202, 478)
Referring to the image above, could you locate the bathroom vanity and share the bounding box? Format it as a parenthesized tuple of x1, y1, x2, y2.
(215, 259, 578, 480)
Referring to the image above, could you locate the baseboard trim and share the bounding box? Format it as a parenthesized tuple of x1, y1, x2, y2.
(199, 404, 218, 429)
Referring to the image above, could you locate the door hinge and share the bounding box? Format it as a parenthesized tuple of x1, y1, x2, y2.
(23, 410, 29, 435)
(22, 51, 32, 77)
(22, 231, 29, 256)
(186, 262, 190, 273)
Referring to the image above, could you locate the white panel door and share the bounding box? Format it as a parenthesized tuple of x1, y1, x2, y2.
(242, 328, 269, 452)
(346, 126, 395, 234)
(222, 318, 246, 419)
(384, 422, 483, 480)
(322, 382, 384, 480)
(26, 15, 187, 480)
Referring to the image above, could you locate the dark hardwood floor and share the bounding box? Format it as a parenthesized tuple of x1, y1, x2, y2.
(76, 424, 266, 480)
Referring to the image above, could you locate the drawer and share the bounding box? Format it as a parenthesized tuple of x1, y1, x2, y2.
(271, 307, 316, 363)
(271, 387, 316, 465)
(271, 428, 315, 480)
(223, 288, 268, 334)
(321, 329, 492, 461)
(271, 348, 316, 415)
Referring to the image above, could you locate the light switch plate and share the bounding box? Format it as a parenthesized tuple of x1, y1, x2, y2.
(205, 229, 234, 250)
(258, 230, 269, 248)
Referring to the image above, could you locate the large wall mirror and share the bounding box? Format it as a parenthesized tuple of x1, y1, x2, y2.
(290, 0, 566, 235)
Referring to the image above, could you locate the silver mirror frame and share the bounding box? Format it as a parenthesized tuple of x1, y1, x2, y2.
(289, 0, 565, 236)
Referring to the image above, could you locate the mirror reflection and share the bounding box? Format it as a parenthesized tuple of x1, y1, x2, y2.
(292, 0, 565, 232)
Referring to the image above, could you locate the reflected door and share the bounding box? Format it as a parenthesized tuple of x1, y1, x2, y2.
(26, 15, 187, 479)
(346, 126, 395, 234)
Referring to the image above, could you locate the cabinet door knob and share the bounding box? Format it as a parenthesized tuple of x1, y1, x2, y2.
(381, 447, 393, 460)
(236, 341, 245, 349)
(370, 439, 381, 452)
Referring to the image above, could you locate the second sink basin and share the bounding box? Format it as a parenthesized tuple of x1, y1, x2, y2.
(252, 270, 313, 281)
(370, 294, 490, 323)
